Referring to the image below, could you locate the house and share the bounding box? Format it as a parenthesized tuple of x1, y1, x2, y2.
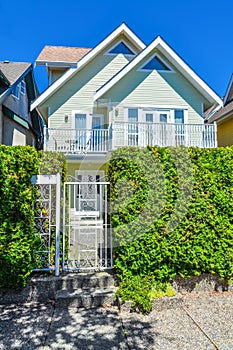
(31, 23, 222, 171)
(207, 74, 233, 146)
(0, 61, 43, 148)
(31, 23, 223, 271)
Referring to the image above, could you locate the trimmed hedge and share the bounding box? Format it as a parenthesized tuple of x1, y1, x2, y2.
(0, 146, 66, 289)
(107, 146, 233, 310)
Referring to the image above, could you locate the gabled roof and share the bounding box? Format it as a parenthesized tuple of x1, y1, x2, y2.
(207, 74, 233, 123)
(0, 61, 32, 104)
(0, 69, 10, 86)
(36, 46, 91, 65)
(94, 36, 223, 107)
(208, 100, 233, 123)
(31, 23, 146, 111)
(223, 73, 233, 106)
(0, 61, 31, 85)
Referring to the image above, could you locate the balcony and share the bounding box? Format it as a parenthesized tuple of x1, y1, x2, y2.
(44, 123, 217, 154)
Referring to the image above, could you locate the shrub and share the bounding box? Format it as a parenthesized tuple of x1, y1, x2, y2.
(0, 147, 66, 289)
(107, 146, 233, 311)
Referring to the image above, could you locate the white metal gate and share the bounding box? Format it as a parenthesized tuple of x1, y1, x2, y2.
(62, 177, 112, 271)
(32, 173, 61, 276)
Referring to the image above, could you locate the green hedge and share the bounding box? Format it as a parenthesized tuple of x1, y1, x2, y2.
(107, 146, 233, 310)
(0, 146, 66, 289)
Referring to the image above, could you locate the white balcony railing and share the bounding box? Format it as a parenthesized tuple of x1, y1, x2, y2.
(44, 123, 217, 153)
(44, 128, 109, 153)
(112, 122, 217, 149)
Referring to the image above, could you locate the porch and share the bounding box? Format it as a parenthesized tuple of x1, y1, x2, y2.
(44, 122, 217, 153)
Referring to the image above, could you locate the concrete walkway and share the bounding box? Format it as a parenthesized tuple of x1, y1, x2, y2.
(0, 291, 233, 350)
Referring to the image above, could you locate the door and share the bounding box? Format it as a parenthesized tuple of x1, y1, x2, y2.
(141, 109, 171, 146)
(74, 112, 92, 152)
(127, 108, 139, 146)
(92, 114, 104, 151)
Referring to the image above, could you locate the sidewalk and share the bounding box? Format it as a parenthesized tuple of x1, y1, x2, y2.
(0, 291, 232, 349)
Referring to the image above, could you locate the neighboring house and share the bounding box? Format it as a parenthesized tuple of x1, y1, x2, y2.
(31, 23, 223, 271)
(0, 61, 43, 148)
(207, 74, 233, 146)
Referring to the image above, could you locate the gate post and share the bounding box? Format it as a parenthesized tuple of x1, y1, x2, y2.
(55, 173, 61, 277)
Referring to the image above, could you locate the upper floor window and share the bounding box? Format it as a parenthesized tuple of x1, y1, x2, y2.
(139, 55, 171, 72)
(174, 109, 184, 123)
(12, 84, 20, 99)
(21, 81, 26, 95)
(107, 41, 135, 56)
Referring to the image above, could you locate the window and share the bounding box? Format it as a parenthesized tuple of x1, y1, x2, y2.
(160, 113, 168, 123)
(174, 109, 184, 124)
(21, 81, 26, 94)
(140, 55, 171, 71)
(128, 108, 138, 145)
(12, 84, 20, 99)
(108, 41, 135, 56)
(174, 110, 185, 145)
(146, 113, 153, 123)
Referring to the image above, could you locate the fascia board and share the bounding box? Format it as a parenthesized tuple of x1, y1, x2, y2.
(0, 88, 12, 104)
(30, 67, 76, 111)
(94, 37, 161, 101)
(31, 23, 146, 111)
(157, 38, 223, 106)
(0, 65, 33, 105)
(223, 74, 233, 106)
(36, 60, 77, 67)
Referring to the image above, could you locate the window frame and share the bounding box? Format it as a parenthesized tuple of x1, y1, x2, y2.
(12, 83, 20, 99)
(138, 53, 174, 73)
(20, 81, 26, 95)
(105, 39, 136, 57)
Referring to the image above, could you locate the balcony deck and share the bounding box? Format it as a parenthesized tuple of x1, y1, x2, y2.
(44, 123, 217, 154)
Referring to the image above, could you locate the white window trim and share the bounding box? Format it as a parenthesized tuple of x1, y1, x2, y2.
(105, 39, 136, 57)
(72, 110, 92, 129)
(12, 83, 20, 99)
(92, 114, 105, 129)
(124, 107, 188, 124)
(138, 53, 174, 73)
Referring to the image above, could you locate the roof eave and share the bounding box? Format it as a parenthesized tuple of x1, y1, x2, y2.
(31, 23, 146, 111)
(0, 64, 33, 104)
(35, 60, 78, 68)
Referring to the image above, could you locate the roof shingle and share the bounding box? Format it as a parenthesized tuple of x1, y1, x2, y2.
(208, 100, 233, 123)
(36, 46, 91, 63)
(0, 61, 31, 85)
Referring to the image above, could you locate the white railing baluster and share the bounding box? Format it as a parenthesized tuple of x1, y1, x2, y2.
(45, 123, 217, 152)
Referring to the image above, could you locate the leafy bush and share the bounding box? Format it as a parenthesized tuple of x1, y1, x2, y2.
(107, 146, 233, 311)
(116, 274, 176, 312)
(0, 146, 66, 289)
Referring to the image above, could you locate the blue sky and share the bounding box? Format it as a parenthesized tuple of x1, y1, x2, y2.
(0, 0, 232, 97)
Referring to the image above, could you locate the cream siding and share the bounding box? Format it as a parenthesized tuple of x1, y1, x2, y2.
(50, 68, 69, 85)
(103, 50, 209, 124)
(43, 35, 140, 129)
